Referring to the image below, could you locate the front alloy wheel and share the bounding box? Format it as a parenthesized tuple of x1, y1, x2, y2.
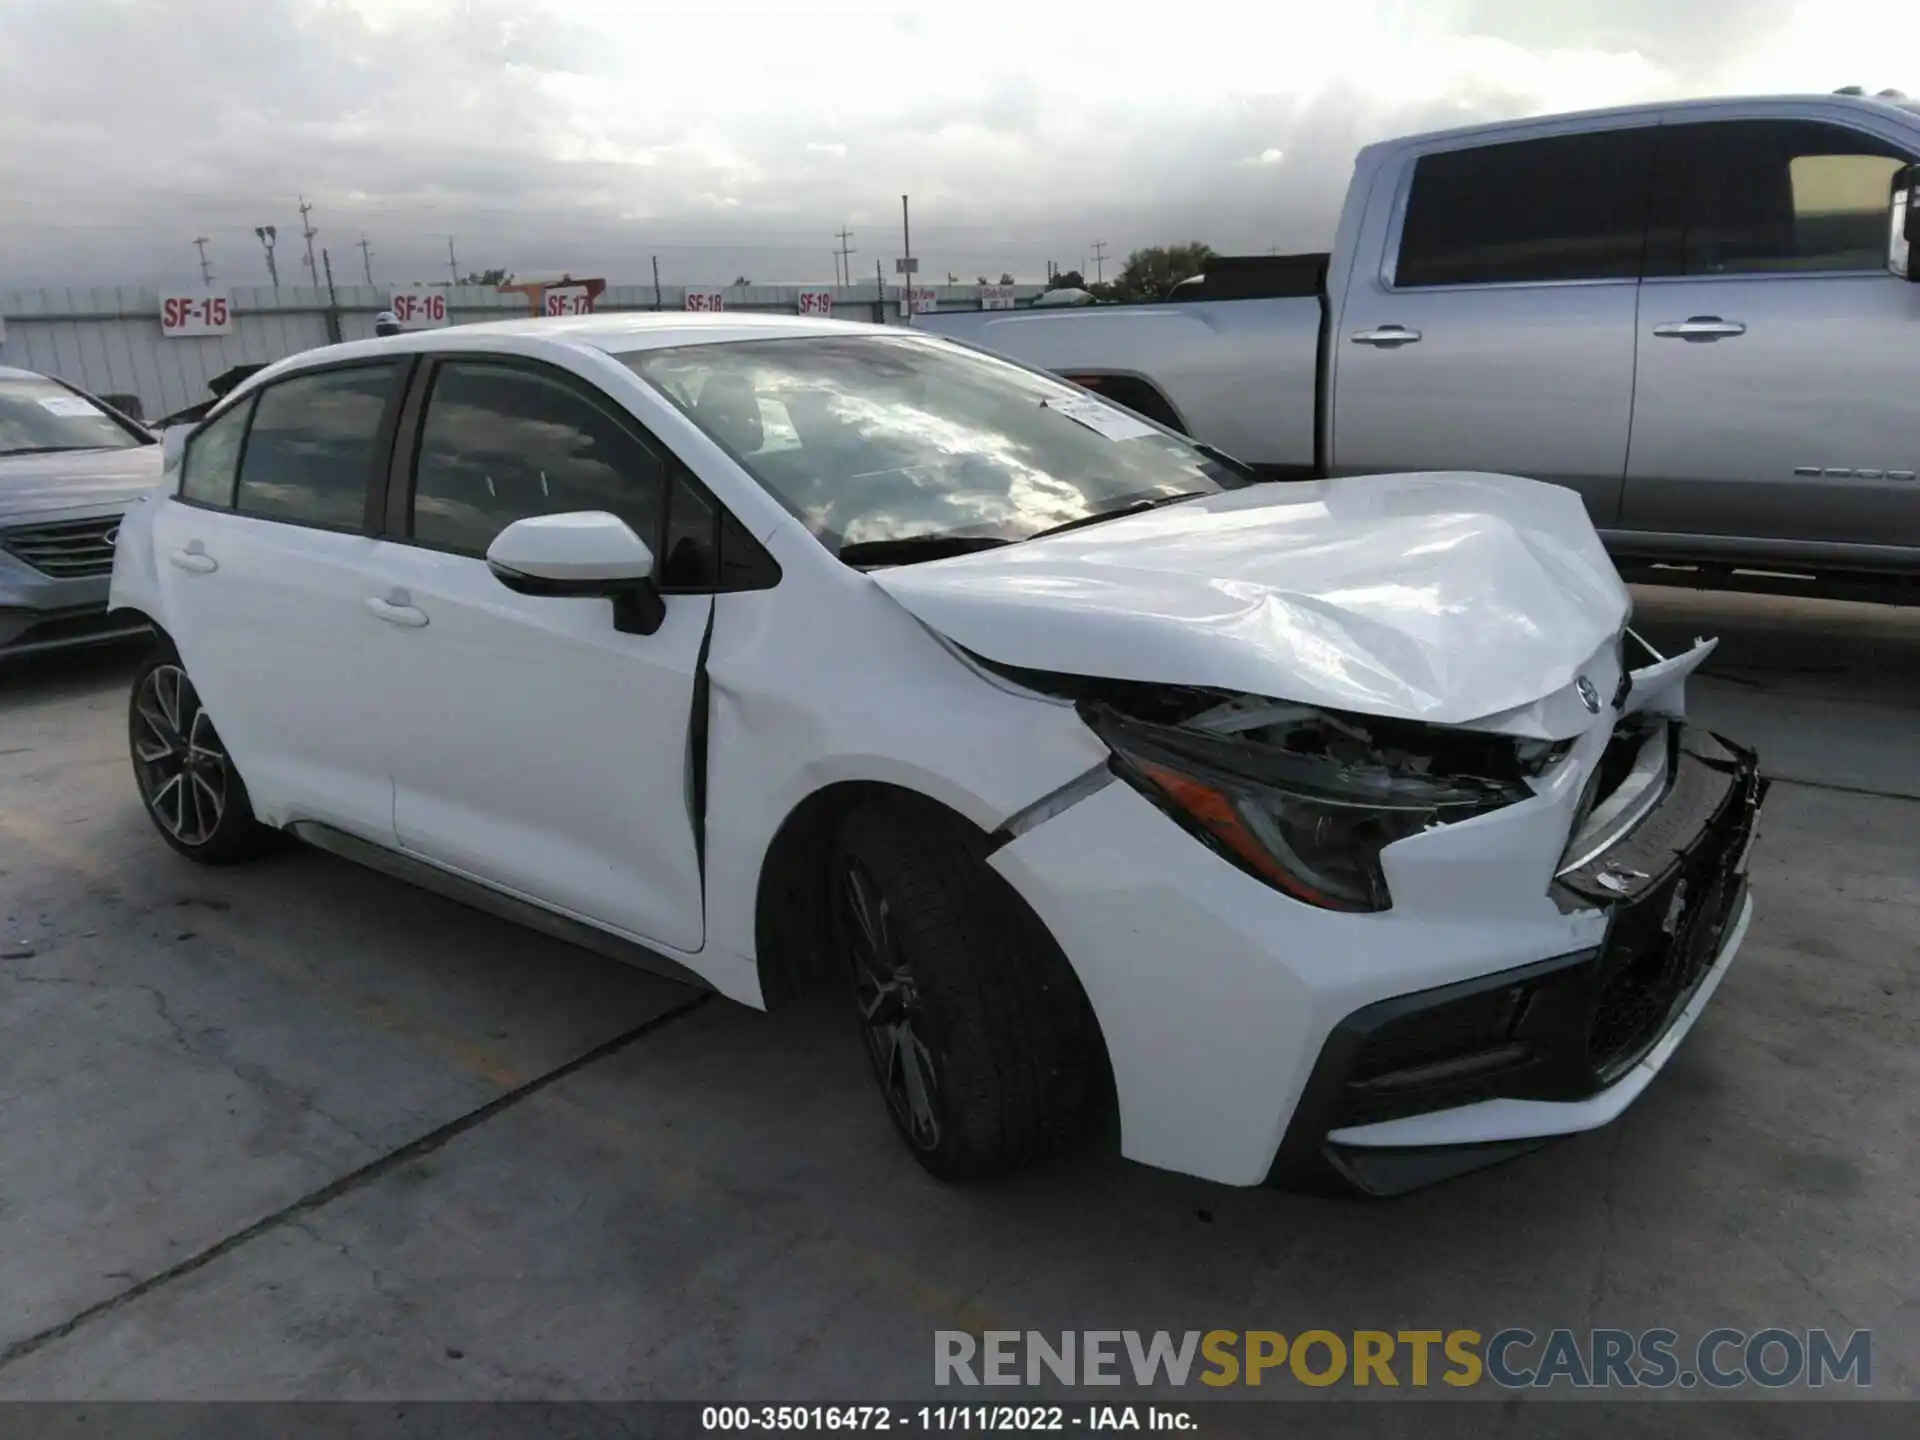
(843, 861, 943, 1152)
(133, 663, 229, 846)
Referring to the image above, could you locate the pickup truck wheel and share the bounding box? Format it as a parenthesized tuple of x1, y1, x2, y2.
(128, 639, 275, 865)
(831, 803, 1098, 1180)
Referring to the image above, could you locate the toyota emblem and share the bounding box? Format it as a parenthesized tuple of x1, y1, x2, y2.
(1576, 676, 1601, 713)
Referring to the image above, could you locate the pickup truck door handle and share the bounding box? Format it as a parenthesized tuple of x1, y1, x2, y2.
(1350, 325, 1422, 347)
(365, 592, 429, 628)
(1652, 316, 1747, 341)
(167, 544, 217, 575)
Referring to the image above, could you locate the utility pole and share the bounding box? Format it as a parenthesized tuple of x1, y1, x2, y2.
(255, 225, 280, 287)
(900, 194, 913, 317)
(358, 234, 375, 285)
(835, 225, 856, 287)
(876, 258, 886, 320)
(1091, 240, 1108, 284)
(321, 248, 342, 343)
(652, 255, 662, 309)
(298, 196, 320, 287)
(446, 237, 460, 286)
(192, 237, 213, 285)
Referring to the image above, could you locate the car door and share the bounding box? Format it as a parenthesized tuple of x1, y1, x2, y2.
(1623, 115, 1920, 552)
(360, 355, 711, 954)
(1331, 124, 1656, 528)
(150, 359, 408, 840)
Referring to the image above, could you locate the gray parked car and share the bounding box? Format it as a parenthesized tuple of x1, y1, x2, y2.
(1, 366, 164, 660)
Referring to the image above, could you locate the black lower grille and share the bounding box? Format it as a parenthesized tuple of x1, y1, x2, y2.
(2, 515, 122, 578)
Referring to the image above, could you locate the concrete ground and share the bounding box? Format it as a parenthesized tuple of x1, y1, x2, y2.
(0, 587, 1915, 1410)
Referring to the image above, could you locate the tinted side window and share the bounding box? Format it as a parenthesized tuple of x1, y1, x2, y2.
(1395, 129, 1655, 287)
(1650, 120, 1909, 275)
(410, 362, 666, 556)
(234, 365, 399, 528)
(179, 400, 251, 507)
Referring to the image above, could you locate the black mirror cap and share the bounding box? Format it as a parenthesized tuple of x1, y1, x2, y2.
(486, 560, 666, 635)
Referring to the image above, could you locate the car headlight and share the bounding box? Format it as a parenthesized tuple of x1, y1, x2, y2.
(1081, 695, 1542, 913)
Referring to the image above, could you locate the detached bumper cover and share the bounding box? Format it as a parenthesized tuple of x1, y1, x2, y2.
(1269, 729, 1766, 1195)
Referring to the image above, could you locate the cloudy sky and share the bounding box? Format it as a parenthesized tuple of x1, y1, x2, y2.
(0, 0, 1912, 290)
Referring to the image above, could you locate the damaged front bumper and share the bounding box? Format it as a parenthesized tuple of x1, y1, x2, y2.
(985, 647, 1765, 1192)
(1268, 728, 1766, 1196)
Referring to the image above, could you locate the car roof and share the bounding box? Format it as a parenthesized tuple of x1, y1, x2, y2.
(236, 310, 927, 396)
(336, 310, 886, 362)
(0, 365, 53, 381)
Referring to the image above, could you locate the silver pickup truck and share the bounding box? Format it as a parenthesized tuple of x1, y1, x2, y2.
(921, 92, 1920, 601)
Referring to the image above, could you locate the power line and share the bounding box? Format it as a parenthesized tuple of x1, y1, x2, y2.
(192, 237, 212, 286)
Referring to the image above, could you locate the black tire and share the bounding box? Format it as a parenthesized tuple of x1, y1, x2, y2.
(127, 636, 276, 865)
(831, 802, 1100, 1180)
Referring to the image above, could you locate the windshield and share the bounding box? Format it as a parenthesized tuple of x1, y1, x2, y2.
(0, 374, 146, 456)
(621, 335, 1248, 558)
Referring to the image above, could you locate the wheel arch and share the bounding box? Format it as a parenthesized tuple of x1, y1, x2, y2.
(751, 780, 1107, 1055)
(1057, 371, 1190, 434)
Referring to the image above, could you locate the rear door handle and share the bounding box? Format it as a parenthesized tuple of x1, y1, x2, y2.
(167, 545, 216, 574)
(1652, 316, 1747, 340)
(365, 593, 429, 628)
(1350, 325, 1422, 347)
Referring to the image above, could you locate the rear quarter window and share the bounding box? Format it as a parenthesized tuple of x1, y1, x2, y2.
(178, 401, 251, 507)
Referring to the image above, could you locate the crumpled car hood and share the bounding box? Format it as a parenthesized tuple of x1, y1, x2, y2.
(0, 446, 165, 518)
(871, 471, 1633, 733)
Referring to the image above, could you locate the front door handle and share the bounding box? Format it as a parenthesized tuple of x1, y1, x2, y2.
(167, 544, 217, 574)
(1350, 325, 1422, 347)
(1652, 316, 1747, 341)
(366, 593, 429, 628)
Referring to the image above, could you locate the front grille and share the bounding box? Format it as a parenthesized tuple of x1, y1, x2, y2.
(2, 515, 122, 578)
(1585, 829, 1748, 1079)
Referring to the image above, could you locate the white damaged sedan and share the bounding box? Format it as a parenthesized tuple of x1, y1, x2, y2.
(107, 314, 1765, 1194)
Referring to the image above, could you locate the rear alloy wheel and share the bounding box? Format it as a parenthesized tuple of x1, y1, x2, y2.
(128, 644, 274, 864)
(832, 803, 1100, 1181)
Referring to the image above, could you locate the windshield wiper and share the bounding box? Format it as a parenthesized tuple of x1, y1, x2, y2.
(1024, 490, 1210, 541)
(1190, 442, 1260, 483)
(837, 534, 1014, 568)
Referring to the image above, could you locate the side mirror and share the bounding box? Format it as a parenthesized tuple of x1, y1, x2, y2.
(1890, 164, 1920, 281)
(485, 511, 666, 635)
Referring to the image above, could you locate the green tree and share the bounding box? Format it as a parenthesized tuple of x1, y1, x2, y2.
(998, 271, 1015, 285)
(1047, 269, 1085, 291)
(460, 267, 512, 286)
(1112, 242, 1214, 301)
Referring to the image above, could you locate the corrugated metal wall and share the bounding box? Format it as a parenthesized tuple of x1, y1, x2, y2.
(0, 282, 1041, 423)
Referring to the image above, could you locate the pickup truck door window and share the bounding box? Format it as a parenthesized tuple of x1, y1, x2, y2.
(1624, 118, 1920, 552)
(1333, 127, 1654, 528)
(153, 362, 405, 841)
(363, 357, 711, 954)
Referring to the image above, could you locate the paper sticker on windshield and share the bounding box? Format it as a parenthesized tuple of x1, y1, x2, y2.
(1044, 395, 1158, 441)
(38, 395, 104, 418)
